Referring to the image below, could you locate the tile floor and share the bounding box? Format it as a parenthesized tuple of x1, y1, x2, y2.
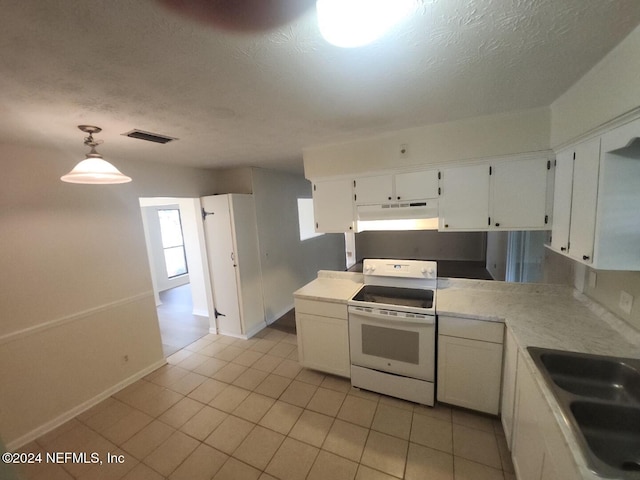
(15, 327, 516, 480)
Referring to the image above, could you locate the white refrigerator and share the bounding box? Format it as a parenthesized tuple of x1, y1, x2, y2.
(201, 194, 265, 338)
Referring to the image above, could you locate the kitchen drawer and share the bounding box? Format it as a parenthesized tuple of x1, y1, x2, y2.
(294, 298, 348, 320)
(438, 315, 504, 343)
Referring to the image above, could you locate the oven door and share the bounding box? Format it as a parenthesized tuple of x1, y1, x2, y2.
(348, 306, 435, 381)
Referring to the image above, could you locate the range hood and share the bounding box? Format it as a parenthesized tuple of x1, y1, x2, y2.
(356, 199, 439, 232)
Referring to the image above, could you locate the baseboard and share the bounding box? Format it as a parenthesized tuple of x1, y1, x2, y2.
(6, 358, 167, 451)
(266, 304, 294, 325)
(245, 322, 266, 339)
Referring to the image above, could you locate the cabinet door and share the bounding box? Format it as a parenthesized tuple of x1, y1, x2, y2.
(354, 175, 393, 205)
(395, 170, 439, 201)
(313, 179, 354, 233)
(437, 335, 503, 414)
(296, 312, 350, 377)
(439, 164, 490, 230)
(491, 158, 549, 229)
(551, 150, 574, 252)
(512, 354, 546, 480)
(500, 327, 518, 448)
(569, 138, 600, 263)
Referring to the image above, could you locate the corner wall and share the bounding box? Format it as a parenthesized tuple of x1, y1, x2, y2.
(551, 24, 640, 147)
(549, 24, 640, 332)
(0, 143, 218, 448)
(250, 168, 346, 323)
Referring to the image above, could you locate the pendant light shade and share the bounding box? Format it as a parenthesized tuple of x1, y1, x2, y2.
(61, 125, 132, 184)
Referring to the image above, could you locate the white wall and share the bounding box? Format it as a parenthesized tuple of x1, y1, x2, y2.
(250, 168, 346, 323)
(0, 143, 218, 448)
(551, 24, 640, 148)
(303, 107, 550, 178)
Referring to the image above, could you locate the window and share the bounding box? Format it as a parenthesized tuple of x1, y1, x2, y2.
(297, 198, 323, 241)
(157, 209, 188, 278)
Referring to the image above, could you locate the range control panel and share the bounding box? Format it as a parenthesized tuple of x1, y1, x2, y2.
(363, 259, 437, 279)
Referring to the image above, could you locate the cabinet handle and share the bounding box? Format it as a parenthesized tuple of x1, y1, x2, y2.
(444, 224, 449, 228)
(397, 196, 401, 200)
(560, 247, 567, 252)
(495, 223, 500, 227)
(388, 196, 392, 200)
(349, 226, 352, 230)
(583, 255, 590, 261)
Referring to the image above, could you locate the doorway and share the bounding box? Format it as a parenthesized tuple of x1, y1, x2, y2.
(139, 197, 215, 356)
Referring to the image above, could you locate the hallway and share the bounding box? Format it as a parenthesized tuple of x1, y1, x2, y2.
(157, 284, 209, 357)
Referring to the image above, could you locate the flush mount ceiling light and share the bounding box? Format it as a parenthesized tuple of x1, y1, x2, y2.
(61, 125, 132, 184)
(316, 0, 418, 48)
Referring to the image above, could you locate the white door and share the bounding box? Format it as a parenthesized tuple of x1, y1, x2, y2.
(439, 164, 490, 230)
(313, 179, 354, 232)
(491, 158, 548, 229)
(354, 175, 394, 204)
(569, 138, 601, 263)
(551, 150, 574, 252)
(395, 170, 439, 201)
(229, 195, 265, 337)
(201, 195, 242, 336)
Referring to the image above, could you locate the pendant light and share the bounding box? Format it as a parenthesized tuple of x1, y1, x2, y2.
(61, 125, 132, 184)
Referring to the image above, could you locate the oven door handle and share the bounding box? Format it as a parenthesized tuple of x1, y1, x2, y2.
(348, 308, 435, 325)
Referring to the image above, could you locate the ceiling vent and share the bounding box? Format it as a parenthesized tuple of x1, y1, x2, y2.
(122, 129, 177, 144)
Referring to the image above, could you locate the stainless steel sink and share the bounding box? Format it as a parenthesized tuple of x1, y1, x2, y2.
(571, 401, 640, 473)
(538, 350, 640, 403)
(528, 347, 640, 479)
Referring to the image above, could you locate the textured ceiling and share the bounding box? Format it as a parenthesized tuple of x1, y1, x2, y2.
(1, 0, 640, 174)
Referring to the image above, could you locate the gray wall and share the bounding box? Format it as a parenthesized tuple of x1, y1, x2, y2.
(251, 168, 345, 323)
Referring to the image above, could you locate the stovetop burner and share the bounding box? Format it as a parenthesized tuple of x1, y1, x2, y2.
(351, 285, 434, 310)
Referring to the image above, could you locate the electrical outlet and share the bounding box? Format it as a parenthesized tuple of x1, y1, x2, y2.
(588, 271, 597, 289)
(619, 291, 634, 315)
(399, 143, 408, 158)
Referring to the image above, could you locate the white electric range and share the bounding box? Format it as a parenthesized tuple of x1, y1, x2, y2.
(348, 258, 437, 406)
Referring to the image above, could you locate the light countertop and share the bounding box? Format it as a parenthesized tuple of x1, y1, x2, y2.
(293, 270, 363, 304)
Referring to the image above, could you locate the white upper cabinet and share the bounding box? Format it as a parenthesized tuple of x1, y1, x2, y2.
(395, 170, 439, 201)
(440, 158, 550, 231)
(490, 157, 549, 229)
(549, 116, 640, 269)
(550, 149, 575, 253)
(439, 164, 490, 230)
(312, 178, 354, 233)
(354, 169, 439, 205)
(354, 174, 393, 204)
(568, 138, 601, 263)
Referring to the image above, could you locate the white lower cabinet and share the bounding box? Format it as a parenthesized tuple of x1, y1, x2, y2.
(511, 351, 580, 480)
(294, 298, 350, 378)
(437, 316, 504, 415)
